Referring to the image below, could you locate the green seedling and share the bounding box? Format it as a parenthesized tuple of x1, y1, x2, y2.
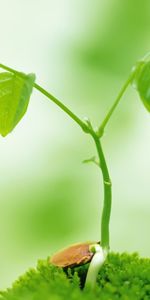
(0, 53, 149, 289)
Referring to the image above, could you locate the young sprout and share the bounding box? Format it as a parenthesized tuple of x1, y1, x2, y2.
(0, 52, 149, 289)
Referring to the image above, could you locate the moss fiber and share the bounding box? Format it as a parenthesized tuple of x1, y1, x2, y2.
(0, 253, 150, 300)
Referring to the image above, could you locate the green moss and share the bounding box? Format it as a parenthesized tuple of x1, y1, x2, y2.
(0, 253, 150, 300)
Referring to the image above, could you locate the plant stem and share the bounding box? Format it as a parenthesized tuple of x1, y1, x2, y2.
(98, 72, 135, 137)
(92, 132, 112, 250)
(0, 63, 21, 75)
(34, 83, 88, 133)
(84, 131, 111, 289)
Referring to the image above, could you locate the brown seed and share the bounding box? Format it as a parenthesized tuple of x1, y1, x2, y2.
(50, 241, 99, 268)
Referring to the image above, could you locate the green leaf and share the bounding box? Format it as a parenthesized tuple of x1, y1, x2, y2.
(0, 71, 35, 137)
(133, 61, 150, 112)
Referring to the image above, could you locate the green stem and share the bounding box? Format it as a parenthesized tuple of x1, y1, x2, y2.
(0, 63, 21, 75)
(92, 132, 112, 249)
(98, 72, 135, 137)
(85, 132, 111, 289)
(34, 83, 88, 132)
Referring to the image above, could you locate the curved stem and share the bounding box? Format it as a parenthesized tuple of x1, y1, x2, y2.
(98, 72, 135, 137)
(34, 83, 88, 133)
(92, 132, 112, 250)
(0, 63, 21, 75)
(84, 128, 111, 290)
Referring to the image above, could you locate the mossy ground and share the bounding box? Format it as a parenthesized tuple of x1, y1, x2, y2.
(0, 253, 150, 300)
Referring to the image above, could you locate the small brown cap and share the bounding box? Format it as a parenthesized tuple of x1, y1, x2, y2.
(50, 241, 99, 268)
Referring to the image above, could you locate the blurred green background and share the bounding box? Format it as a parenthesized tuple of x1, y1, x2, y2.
(0, 0, 150, 290)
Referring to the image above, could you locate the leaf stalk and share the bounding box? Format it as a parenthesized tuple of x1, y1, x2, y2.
(98, 71, 135, 137)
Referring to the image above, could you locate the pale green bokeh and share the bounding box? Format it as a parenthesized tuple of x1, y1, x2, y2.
(0, 0, 150, 289)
